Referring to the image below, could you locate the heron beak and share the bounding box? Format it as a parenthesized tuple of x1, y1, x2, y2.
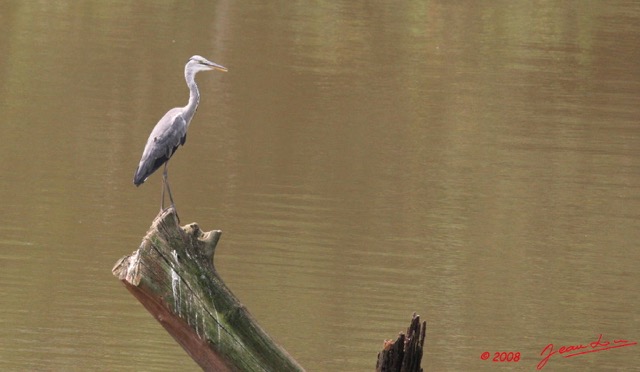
(210, 63, 228, 72)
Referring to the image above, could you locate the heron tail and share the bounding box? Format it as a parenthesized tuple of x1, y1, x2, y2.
(133, 167, 146, 186)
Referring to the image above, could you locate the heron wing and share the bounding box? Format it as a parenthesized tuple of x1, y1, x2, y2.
(133, 109, 188, 186)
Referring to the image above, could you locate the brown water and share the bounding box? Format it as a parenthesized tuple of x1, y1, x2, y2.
(1, 2, 639, 371)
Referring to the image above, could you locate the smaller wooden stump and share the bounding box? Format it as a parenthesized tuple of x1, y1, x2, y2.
(376, 313, 426, 372)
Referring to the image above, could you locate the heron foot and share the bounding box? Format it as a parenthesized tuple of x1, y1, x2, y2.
(173, 206, 181, 223)
(160, 205, 180, 224)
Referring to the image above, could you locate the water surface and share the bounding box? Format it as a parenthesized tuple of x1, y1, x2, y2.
(1, 2, 639, 371)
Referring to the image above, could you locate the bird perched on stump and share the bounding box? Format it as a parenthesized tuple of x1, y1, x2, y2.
(133, 55, 227, 215)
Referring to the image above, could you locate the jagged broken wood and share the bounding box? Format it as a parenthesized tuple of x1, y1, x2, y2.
(376, 313, 426, 372)
(112, 207, 304, 371)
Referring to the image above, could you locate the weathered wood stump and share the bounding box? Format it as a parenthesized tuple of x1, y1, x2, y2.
(112, 207, 304, 371)
(376, 313, 426, 372)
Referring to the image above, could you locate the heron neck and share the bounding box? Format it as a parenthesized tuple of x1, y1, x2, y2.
(184, 70, 200, 126)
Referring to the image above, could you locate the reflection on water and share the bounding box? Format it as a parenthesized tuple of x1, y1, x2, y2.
(1, 1, 639, 371)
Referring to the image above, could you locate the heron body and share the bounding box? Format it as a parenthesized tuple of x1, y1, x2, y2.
(134, 55, 227, 211)
(133, 108, 187, 186)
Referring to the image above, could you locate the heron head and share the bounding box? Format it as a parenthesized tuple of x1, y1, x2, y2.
(187, 55, 228, 73)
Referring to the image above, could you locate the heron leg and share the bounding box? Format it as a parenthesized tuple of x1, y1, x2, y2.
(163, 164, 176, 208)
(162, 162, 180, 222)
(160, 168, 166, 211)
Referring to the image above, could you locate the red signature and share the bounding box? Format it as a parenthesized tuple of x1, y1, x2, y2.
(537, 334, 637, 370)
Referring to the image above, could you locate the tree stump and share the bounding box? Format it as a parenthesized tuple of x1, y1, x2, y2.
(376, 313, 426, 372)
(112, 207, 304, 371)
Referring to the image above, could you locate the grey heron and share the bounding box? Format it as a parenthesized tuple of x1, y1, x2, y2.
(133, 55, 227, 213)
